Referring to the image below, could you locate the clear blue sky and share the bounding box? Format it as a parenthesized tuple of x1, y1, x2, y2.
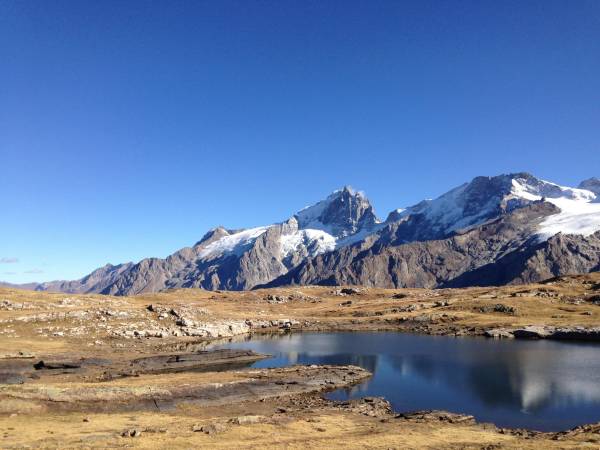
(1, 0, 599, 283)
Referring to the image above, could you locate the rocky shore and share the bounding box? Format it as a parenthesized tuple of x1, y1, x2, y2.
(486, 325, 600, 340)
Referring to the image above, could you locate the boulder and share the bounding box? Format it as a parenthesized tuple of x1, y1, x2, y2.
(512, 326, 553, 339)
(485, 328, 514, 339)
(229, 415, 264, 425)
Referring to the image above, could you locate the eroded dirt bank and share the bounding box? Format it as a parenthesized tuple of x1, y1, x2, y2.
(1, 273, 600, 448)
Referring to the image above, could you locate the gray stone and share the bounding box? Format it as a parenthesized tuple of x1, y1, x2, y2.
(485, 328, 514, 339)
(229, 415, 264, 425)
(512, 326, 554, 339)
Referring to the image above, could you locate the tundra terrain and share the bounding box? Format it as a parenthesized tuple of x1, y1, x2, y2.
(1, 272, 600, 448)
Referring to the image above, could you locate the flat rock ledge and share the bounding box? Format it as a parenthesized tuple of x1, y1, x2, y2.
(485, 325, 600, 341)
(0, 365, 371, 414)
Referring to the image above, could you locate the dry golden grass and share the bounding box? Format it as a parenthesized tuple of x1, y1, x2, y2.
(1, 273, 600, 448)
(2, 406, 598, 449)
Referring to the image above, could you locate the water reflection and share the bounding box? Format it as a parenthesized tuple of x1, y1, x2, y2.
(384, 339, 600, 412)
(211, 332, 600, 430)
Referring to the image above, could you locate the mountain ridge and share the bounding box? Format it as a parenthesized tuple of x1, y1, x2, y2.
(6, 172, 600, 295)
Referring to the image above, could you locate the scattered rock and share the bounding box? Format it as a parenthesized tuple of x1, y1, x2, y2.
(338, 397, 392, 418)
(477, 304, 516, 315)
(265, 294, 287, 304)
(397, 410, 476, 425)
(434, 300, 450, 307)
(340, 288, 362, 295)
(0, 300, 37, 311)
(121, 428, 142, 438)
(485, 328, 514, 339)
(332, 287, 363, 296)
(192, 423, 226, 435)
(229, 415, 264, 425)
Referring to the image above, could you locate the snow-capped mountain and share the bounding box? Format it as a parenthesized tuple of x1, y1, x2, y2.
(183, 186, 379, 263)
(195, 186, 380, 265)
(69, 187, 381, 295)
(17, 173, 600, 295)
(267, 173, 600, 289)
(295, 186, 379, 237)
(386, 173, 599, 241)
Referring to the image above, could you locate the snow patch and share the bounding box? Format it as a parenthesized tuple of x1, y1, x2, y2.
(510, 178, 595, 202)
(508, 178, 600, 240)
(537, 198, 600, 240)
(198, 226, 269, 258)
(279, 229, 336, 258)
(399, 183, 497, 233)
(391, 175, 600, 240)
(337, 223, 385, 247)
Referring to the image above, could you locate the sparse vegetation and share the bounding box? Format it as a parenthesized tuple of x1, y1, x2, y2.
(1, 273, 600, 448)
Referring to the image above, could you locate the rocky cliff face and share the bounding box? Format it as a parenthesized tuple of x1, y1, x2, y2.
(295, 186, 378, 237)
(265, 202, 600, 289)
(11, 173, 600, 295)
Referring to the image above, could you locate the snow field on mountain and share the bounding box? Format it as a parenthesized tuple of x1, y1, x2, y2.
(509, 179, 600, 240)
(538, 198, 600, 240)
(198, 226, 269, 258)
(279, 229, 337, 258)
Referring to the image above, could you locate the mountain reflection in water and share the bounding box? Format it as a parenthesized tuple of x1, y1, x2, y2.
(211, 332, 600, 431)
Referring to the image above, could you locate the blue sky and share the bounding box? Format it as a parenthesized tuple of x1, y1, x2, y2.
(1, 0, 599, 283)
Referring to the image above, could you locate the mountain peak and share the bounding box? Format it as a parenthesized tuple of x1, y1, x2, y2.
(194, 226, 232, 247)
(579, 177, 600, 196)
(295, 187, 378, 237)
(15, 172, 600, 296)
(336, 185, 366, 198)
(389, 173, 578, 236)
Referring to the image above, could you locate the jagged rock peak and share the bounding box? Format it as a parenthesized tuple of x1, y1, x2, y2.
(294, 186, 379, 238)
(194, 226, 236, 246)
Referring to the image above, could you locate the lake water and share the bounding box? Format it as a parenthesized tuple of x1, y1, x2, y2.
(211, 331, 600, 431)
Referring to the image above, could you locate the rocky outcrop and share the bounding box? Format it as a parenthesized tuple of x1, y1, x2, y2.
(0, 365, 371, 412)
(486, 326, 600, 341)
(295, 186, 378, 237)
